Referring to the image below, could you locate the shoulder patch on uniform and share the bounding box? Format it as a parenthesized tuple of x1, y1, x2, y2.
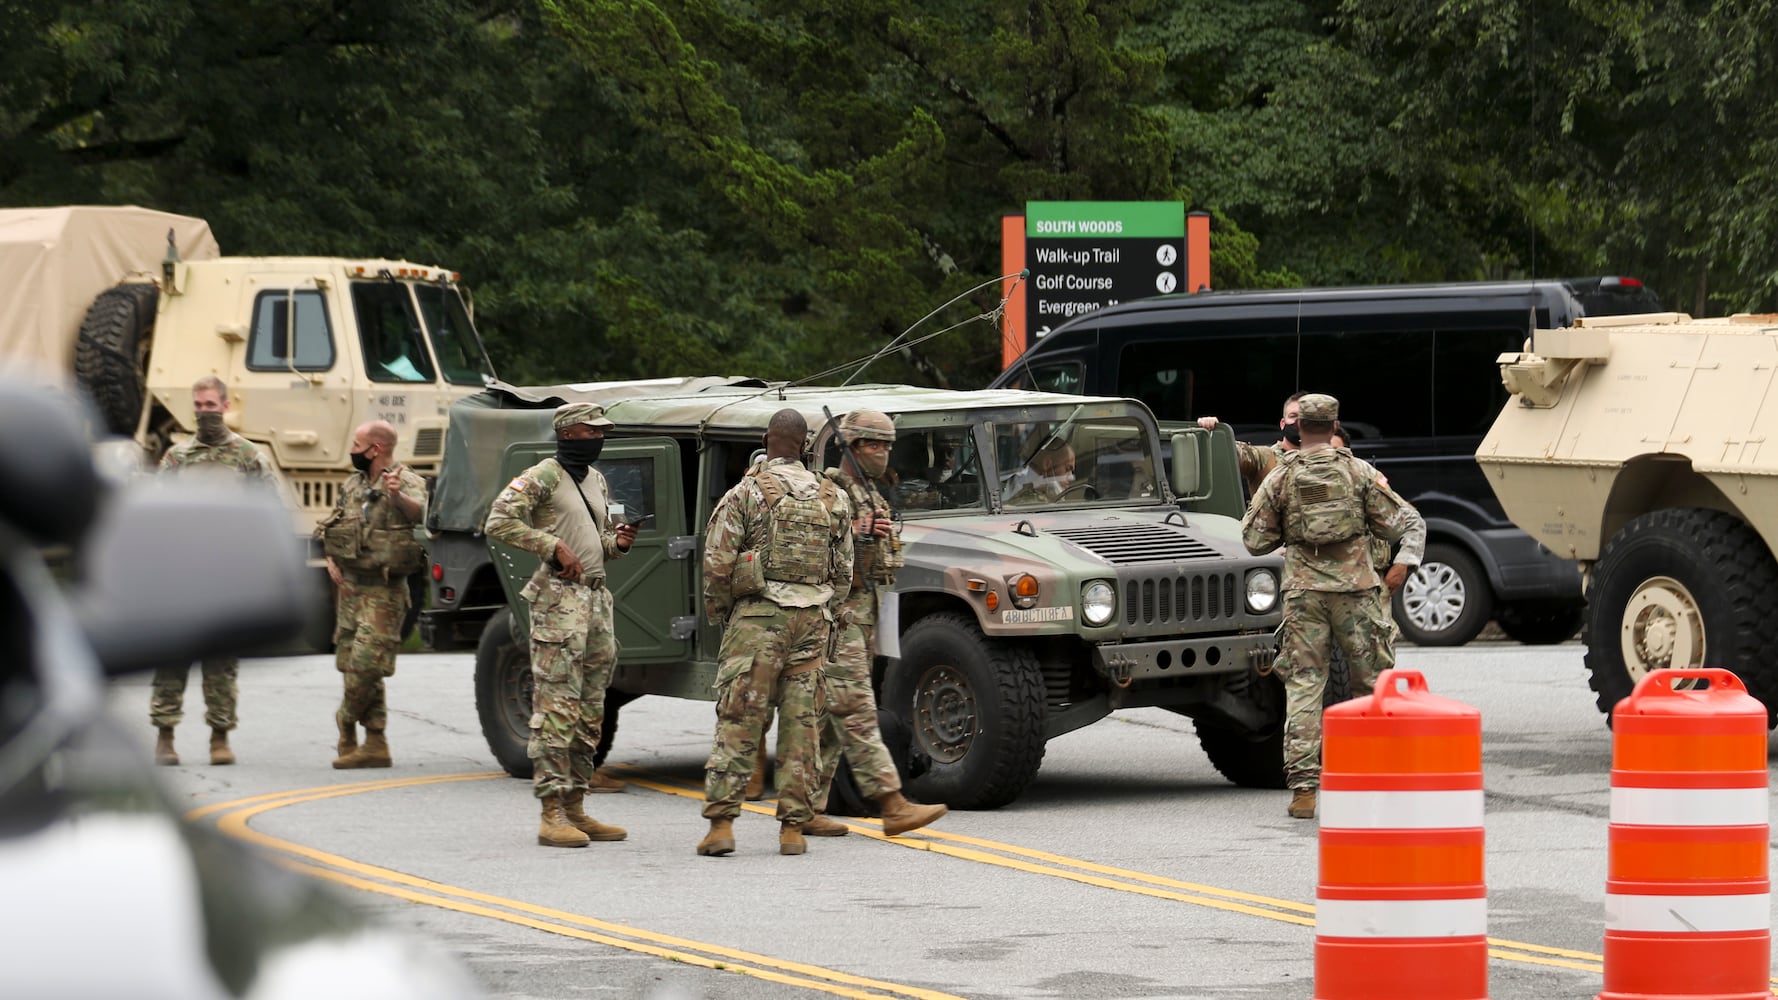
(1376, 473, 1389, 489)
(508, 476, 527, 492)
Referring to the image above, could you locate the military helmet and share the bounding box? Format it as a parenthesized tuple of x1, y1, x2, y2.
(840, 409, 896, 443)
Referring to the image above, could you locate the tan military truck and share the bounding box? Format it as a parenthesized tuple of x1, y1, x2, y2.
(1478, 312, 1778, 725)
(0, 205, 497, 643)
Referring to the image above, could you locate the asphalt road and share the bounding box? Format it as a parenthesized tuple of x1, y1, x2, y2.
(108, 641, 1778, 1000)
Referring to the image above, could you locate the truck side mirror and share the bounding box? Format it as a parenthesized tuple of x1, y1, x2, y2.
(1169, 431, 1202, 498)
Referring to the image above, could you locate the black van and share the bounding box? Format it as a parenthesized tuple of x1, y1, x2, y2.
(989, 278, 1665, 646)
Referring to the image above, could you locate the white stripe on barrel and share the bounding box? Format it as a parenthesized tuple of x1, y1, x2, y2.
(1319, 789, 1485, 829)
(1315, 898, 1488, 939)
(1609, 786, 1767, 827)
(1604, 893, 1771, 934)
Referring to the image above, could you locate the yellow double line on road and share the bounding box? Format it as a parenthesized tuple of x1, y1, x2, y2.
(191, 774, 965, 1000)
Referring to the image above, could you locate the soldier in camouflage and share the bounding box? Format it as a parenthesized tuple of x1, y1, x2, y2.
(1240, 393, 1425, 819)
(318, 420, 428, 770)
(151, 375, 277, 767)
(1197, 391, 1305, 498)
(483, 402, 638, 848)
(805, 410, 947, 839)
(697, 409, 853, 858)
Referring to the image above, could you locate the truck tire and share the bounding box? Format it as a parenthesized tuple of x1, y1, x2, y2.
(882, 612, 1045, 810)
(476, 609, 534, 778)
(1583, 508, 1778, 727)
(1195, 669, 1287, 789)
(1498, 601, 1584, 645)
(1394, 542, 1492, 646)
(75, 284, 159, 436)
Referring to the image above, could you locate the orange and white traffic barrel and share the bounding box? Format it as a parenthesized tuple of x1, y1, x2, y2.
(1599, 668, 1769, 1000)
(1315, 669, 1487, 1000)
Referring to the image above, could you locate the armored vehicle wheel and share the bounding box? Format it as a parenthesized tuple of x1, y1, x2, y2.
(1498, 602, 1584, 645)
(1583, 509, 1778, 726)
(882, 612, 1045, 810)
(1394, 542, 1492, 647)
(1195, 670, 1287, 789)
(75, 284, 159, 436)
(476, 609, 534, 778)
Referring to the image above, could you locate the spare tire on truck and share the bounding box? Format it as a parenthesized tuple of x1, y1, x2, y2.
(74, 284, 159, 436)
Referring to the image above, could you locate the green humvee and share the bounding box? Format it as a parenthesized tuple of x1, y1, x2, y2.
(424, 377, 1286, 809)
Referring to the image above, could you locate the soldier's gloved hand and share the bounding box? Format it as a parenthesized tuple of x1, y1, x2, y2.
(553, 540, 584, 581)
(1384, 563, 1411, 593)
(614, 522, 638, 551)
(325, 557, 343, 587)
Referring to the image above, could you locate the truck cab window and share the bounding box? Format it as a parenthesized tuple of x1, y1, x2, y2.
(246, 290, 335, 371)
(414, 283, 494, 386)
(351, 282, 436, 384)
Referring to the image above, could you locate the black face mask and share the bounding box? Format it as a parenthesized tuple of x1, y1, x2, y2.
(1282, 421, 1302, 446)
(350, 449, 373, 473)
(557, 438, 604, 479)
(195, 411, 229, 446)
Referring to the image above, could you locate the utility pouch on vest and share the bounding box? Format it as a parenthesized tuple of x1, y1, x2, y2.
(731, 550, 766, 599)
(1283, 450, 1366, 546)
(368, 527, 426, 576)
(322, 521, 362, 561)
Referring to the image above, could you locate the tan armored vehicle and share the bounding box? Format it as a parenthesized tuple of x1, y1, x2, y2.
(1478, 312, 1778, 724)
(1, 206, 497, 643)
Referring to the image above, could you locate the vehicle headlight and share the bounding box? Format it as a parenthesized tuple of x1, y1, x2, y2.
(1245, 569, 1279, 614)
(1081, 580, 1117, 626)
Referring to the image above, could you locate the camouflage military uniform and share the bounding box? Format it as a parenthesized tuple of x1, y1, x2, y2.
(702, 457, 853, 826)
(484, 457, 628, 799)
(1233, 440, 1289, 499)
(320, 466, 428, 733)
(1241, 430, 1422, 794)
(150, 432, 277, 732)
(814, 465, 905, 807)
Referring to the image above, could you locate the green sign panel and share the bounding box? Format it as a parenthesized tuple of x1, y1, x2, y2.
(1026, 201, 1185, 239)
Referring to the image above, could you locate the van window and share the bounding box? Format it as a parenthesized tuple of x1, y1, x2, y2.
(1433, 327, 1521, 436)
(247, 290, 335, 371)
(1002, 361, 1083, 396)
(351, 282, 437, 384)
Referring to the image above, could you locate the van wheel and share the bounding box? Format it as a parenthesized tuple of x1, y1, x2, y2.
(1195, 670, 1287, 789)
(475, 609, 533, 778)
(1394, 542, 1492, 646)
(75, 284, 158, 436)
(1583, 509, 1778, 726)
(882, 612, 1045, 810)
(1498, 602, 1584, 645)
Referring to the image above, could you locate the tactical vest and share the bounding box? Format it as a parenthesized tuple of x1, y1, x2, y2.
(321, 476, 426, 577)
(828, 470, 903, 586)
(1278, 449, 1367, 546)
(751, 466, 839, 585)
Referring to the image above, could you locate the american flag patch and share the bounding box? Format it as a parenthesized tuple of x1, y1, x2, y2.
(508, 476, 527, 492)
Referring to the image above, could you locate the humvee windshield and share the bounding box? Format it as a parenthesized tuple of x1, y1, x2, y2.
(821, 407, 1163, 514)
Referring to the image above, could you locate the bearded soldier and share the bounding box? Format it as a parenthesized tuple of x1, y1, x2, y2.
(318, 420, 428, 769)
(151, 375, 276, 766)
(484, 402, 638, 848)
(1240, 393, 1423, 820)
(697, 409, 853, 857)
(803, 409, 946, 838)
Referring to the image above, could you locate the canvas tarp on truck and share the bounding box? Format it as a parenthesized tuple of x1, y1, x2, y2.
(0, 206, 219, 379)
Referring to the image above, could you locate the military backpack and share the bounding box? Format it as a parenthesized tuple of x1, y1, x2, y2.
(739, 465, 839, 588)
(1277, 448, 1367, 546)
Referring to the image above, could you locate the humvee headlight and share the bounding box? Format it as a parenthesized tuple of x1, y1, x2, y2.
(1081, 580, 1116, 626)
(1011, 573, 1041, 609)
(1245, 570, 1279, 614)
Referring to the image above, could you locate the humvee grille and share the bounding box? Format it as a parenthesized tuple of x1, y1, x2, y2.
(1046, 523, 1218, 564)
(290, 476, 339, 511)
(413, 427, 445, 456)
(1125, 574, 1238, 626)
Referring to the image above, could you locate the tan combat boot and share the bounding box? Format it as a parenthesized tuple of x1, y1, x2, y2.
(1288, 788, 1318, 819)
(333, 727, 392, 769)
(336, 719, 358, 758)
(696, 818, 735, 857)
(743, 755, 769, 801)
(560, 791, 628, 841)
(538, 795, 591, 848)
(878, 791, 946, 837)
(802, 815, 851, 837)
(154, 727, 178, 766)
(587, 768, 627, 793)
(209, 728, 235, 766)
(779, 822, 806, 856)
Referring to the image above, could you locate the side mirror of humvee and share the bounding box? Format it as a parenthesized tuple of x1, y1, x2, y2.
(1169, 431, 1202, 499)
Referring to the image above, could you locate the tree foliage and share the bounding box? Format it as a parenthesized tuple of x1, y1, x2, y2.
(3, 0, 1774, 388)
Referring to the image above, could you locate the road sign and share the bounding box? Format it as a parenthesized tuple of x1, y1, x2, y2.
(1025, 201, 1185, 334)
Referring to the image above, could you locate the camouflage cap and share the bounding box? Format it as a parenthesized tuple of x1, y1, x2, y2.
(840, 408, 896, 442)
(1297, 393, 1339, 422)
(553, 401, 616, 430)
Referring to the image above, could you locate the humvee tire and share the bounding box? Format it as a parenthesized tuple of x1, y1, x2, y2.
(1582, 508, 1778, 727)
(883, 612, 1045, 810)
(1394, 542, 1493, 647)
(473, 608, 638, 778)
(1194, 670, 1287, 789)
(75, 284, 159, 436)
